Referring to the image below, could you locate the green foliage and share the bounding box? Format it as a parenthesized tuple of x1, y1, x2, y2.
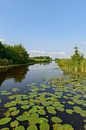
(32, 56, 52, 63)
(71, 46, 84, 64)
(0, 41, 29, 66)
(56, 47, 86, 76)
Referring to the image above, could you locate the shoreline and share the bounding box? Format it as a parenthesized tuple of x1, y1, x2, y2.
(0, 63, 31, 69)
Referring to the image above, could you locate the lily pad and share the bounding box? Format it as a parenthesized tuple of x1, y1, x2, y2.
(0, 117, 11, 125)
(11, 110, 20, 116)
(21, 105, 30, 110)
(40, 122, 50, 130)
(51, 117, 62, 123)
(16, 115, 29, 121)
(66, 109, 74, 114)
(38, 109, 46, 115)
(38, 118, 48, 124)
(0, 128, 9, 130)
(10, 120, 19, 127)
(14, 125, 25, 130)
(27, 125, 37, 130)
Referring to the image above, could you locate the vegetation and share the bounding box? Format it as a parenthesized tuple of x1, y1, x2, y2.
(31, 56, 52, 64)
(0, 41, 29, 66)
(56, 47, 86, 76)
(0, 41, 52, 67)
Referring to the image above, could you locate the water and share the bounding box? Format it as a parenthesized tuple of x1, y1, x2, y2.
(0, 61, 63, 90)
(0, 61, 85, 130)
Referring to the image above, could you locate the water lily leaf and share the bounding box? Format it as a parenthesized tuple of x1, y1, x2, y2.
(12, 88, 19, 92)
(14, 125, 25, 130)
(4, 111, 11, 117)
(47, 106, 56, 114)
(66, 109, 74, 114)
(40, 122, 50, 130)
(28, 113, 39, 125)
(67, 101, 75, 105)
(27, 125, 37, 130)
(10, 120, 19, 127)
(51, 117, 62, 123)
(4, 101, 17, 107)
(21, 105, 30, 110)
(16, 115, 29, 121)
(1, 91, 11, 95)
(53, 124, 62, 130)
(0, 128, 9, 130)
(63, 124, 74, 130)
(9, 107, 17, 112)
(11, 110, 20, 116)
(38, 109, 46, 115)
(38, 118, 48, 124)
(0, 117, 11, 125)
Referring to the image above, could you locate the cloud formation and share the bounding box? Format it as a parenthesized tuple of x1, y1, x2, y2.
(29, 50, 66, 58)
(0, 38, 5, 43)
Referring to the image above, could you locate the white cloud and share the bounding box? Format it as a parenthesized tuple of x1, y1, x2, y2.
(29, 50, 46, 54)
(29, 50, 66, 58)
(0, 38, 5, 43)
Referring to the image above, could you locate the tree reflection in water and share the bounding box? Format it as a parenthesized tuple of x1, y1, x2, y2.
(0, 65, 29, 86)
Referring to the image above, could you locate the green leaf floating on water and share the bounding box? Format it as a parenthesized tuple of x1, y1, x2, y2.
(27, 125, 37, 130)
(66, 109, 74, 114)
(38, 118, 48, 124)
(12, 88, 19, 92)
(53, 124, 62, 130)
(21, 105, 30, 110)
(10, 120, 19, 127)
(9, 107, 17, 112)
(14, 125, 25, 130)
(1, 91, 11, 95)
(16, 115, 29, 121)
(4, 101, 17, 107)
(28, 113, 39, 125)
(63, 124, 74, 130)
(0, 128, 9, 130)
(67, 101, 75, 105)
(38, 109, 46, 115)
(0, 117, 11, 125)
(53, 123, 74, 130)
(51, 117, 62, 123)
(40, 122, 50, 130)
(11, 110, 20, 116)
(47, 106, 56, 114)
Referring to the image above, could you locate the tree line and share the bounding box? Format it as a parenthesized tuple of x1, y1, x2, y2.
(0, 41, 52, 66)
(0, 42, 29, 66)
(56, 47, 86, 76)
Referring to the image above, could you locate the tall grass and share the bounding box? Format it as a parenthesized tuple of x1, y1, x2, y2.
(56, 47, 86, 76)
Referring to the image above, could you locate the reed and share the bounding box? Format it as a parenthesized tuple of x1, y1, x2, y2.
(56, 47, 86, 76)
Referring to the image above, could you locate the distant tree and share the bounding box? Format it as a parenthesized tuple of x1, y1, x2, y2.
(0, 41, 29, 65)
(71, 46, 84, 64)
(0, 41, 7, 59)
(12, 44, 29, 64)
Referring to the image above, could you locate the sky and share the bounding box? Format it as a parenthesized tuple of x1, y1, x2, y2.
(0, 0, 86, 58)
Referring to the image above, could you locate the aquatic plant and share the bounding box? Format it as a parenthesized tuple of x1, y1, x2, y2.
(14, 125, 25, 130)
(0, 117, 11, 125)
(27, 125, 37, 130)
(51, 117, 62, 123)
(10, 120, 19, 127)
(40, 122, 50, 130)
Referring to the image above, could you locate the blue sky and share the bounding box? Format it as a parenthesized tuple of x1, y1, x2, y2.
(0, 0, 86, 58)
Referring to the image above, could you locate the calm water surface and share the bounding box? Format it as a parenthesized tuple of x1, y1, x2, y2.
(0, 62, 85, 130)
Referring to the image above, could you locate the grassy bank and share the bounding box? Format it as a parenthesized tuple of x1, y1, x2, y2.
(56, 47, 86, 76)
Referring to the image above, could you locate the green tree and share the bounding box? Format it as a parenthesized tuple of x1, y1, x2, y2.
(71, 46, 84, 64)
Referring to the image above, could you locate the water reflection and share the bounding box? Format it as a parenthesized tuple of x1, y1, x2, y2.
(0, 65, 29, 86)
